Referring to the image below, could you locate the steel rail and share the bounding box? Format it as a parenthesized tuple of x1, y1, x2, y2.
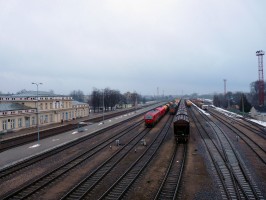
(154, 143, 187, 200)
(196, 106, 263, 199)
(208, 109, 266, 165)
(60, 127, 152, 199)
(1, 118, 144, 200)
(0, 114, 143, 180)
(97, 115, 173, 200)
(209, 107, 266, 139)
(189, 107, 234, 199)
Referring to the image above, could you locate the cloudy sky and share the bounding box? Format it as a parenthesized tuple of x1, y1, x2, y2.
(0, 0, 265, 96)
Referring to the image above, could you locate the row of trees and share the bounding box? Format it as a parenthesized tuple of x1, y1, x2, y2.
(69, 90, 85, 102)
(89, 88, 143, 113)
(213, 92, 252, 113)
(69, 88, 146, 113)
(212, 80, 266, 113)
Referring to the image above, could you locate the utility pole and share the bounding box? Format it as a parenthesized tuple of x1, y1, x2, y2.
(256, 50, 265, 106)
(223, 79, 227, 96)
(157, 87, 159, 101)
(242, 93, 244, 117)
(32, 82, 42, 143)
(102, 89, 104, 124)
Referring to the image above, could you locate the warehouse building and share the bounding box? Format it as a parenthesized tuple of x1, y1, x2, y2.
(0, 91, 89, 133)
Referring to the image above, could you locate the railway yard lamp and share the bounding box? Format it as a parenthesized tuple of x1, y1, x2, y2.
(242, 93, 244, 117)
(102, 89, 105, 124)
(32, 82, 42, 143)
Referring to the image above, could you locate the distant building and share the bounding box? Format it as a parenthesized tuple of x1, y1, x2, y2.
(0, 91, 89, 133)
(250, 106, 266, 122)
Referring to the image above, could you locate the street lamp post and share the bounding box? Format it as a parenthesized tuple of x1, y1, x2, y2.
(102, 89, 105, 124)
(242, 93, 244, 117)
(32, 82, 42, 142)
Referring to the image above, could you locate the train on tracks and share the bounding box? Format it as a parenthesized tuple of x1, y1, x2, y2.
(173, 99, 190, 143)
(144, 103, 169, 127)
(169, 99, 180, 115)
(191, 99, 208, 110)
(185, 99, 192, 107)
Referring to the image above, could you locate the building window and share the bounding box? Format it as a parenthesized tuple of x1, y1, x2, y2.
(45, 115, 48, 123)
(2, 120, 7, 130)
(50, 114, 53, 122)
(10, 119, 15, 129)
(32, 117, 36, 125)
(40, 115, 44, 124)
(18, 118, 22, 128)
(56, 101, 59, 109)
(45, 103, 48, 109)
(40, 103, 43, 110)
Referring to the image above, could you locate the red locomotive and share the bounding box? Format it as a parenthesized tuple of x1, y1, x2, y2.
(144, 109, 161, 127)
(156, 107, 166, 118)
(144, 104, 169, 127)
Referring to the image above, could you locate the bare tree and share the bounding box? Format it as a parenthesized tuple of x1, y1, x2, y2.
(91, 88, 141, 112)
(91, 88, 101, 113)
(16, 89, 28, 94)
(70, 90, 85, 102)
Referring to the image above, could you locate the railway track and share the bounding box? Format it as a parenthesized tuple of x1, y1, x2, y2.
(208, 109, 266, 165)
(190, 106, 264, 199)
(0, 106, 151, 152)
(0, 117, 145, 199)
(209, 107, 266, 139)
(0, 113, 143, 180)
(97, 115, 173, 200)
(59, 114, 173, 200)
(60, 124, 153, 199)
(154, 143, 187, 200)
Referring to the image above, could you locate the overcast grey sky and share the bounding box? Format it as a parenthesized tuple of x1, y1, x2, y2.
(0, 0, 265, 96)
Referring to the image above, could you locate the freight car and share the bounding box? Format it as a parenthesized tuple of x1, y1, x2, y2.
(173, 99, 190, 143)
(169, 99, 180, 115)
(169, 103, 178, 115)
(144, 104, 169, 127)
(186, 100, 192, 107)
(192, 99, 204, 109)
(202, 105, 208, 110)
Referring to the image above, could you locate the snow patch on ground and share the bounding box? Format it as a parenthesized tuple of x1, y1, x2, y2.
(249, 119, 266, 127)
(29, 144, 40, 148)
(214, 106, 242, 118)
